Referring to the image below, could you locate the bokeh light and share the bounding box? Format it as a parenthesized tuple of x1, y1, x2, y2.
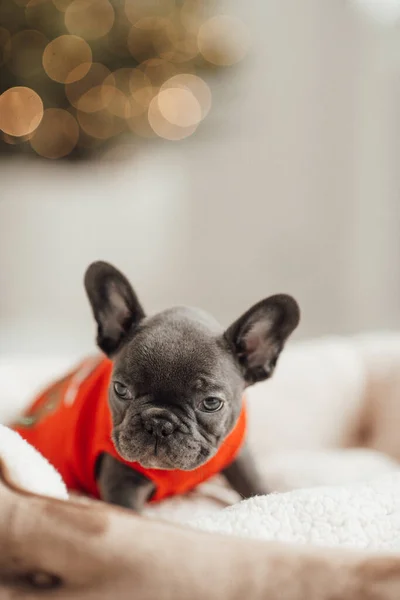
(157, 87, 201, 127)
(129, 69, 153, 100)
(77, 107, 125, 139)
(2, 131, 35, 145)
(128, 69, 155, 117)
(0, 86, 43, 137)
(197, 15, 249, 66)
(30, 108, 79, 158)
(156, 21, 199, 64)
(160, 74, 211, 119)
(42, 34, 92, 83)
(65, 63, 114, 112)
(65, 0, 115, 41)
(1, 1, 249, 158)
(148, 92, 198, 140)
(104, 68, 136, 118)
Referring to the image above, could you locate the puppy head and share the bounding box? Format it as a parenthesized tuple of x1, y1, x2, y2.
(84, 261, 300, 471)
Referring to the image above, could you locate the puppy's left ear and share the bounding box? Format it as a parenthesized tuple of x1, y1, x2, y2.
(224, 294, 300, 384)
(84, 261, 145, 357)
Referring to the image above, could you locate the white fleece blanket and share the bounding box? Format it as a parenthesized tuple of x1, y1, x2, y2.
(190, 474, 400, 551)
(2, 333, 400, 551)
(0, 424, 68, 500)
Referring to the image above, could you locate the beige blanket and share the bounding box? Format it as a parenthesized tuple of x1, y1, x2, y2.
(1, 465, 400, 599)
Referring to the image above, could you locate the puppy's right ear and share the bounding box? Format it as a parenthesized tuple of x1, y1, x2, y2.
(224, 294, 300, 385)
(84, 261, 145, 357)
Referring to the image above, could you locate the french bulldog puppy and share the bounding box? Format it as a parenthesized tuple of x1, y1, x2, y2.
(84, 261, 300, 510)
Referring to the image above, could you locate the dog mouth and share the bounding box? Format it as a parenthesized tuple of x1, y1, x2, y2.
(113, 428, 214, 471)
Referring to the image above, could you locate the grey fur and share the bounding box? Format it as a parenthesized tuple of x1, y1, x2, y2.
(85, 261, 300, 511)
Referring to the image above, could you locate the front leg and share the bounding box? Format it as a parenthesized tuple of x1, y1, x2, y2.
(222, 443, 268, 499)
(96, 452, 155, 511)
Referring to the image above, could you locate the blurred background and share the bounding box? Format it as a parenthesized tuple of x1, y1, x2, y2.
(1, 0, 400, 357)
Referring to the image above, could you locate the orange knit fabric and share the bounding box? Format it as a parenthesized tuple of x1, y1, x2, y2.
(11, 356, 247, 502)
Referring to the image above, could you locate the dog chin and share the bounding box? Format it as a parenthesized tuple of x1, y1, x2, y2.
(119, 450, 205, 471)
(114, 436, 212, 471)
(133, 457, 177, 470)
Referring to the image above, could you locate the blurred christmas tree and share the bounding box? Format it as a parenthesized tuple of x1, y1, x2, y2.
(0, 0, 249, 159)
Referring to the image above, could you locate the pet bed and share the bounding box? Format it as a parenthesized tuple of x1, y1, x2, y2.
(1, 423, 400, 599)
(2, 333, 400, 598)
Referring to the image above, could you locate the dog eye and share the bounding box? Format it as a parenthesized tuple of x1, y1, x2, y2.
(113, 382, 130, 399)
(200, 397, 223, 413)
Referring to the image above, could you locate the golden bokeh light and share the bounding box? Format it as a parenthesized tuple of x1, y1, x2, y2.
(138, 58, 178, 87)
(124, 0, 175, 25)
(77, 107, 125, 139)
(161, 73, 211, 119)
(155, 18, 199, 64)
(106, 88, 131, 119)
(103, 67, 156, 121)
(157, 87, 201, 128)
(128, 88, 157, 119)
(6, 29, 48, 79)
(0, 27, 11, 67)
(42, 34, 92, 83)
(103, 68, 135, 118)
(128, 68, 155, 117)
(197, 15, 249, 66)
(2, 131, 35, 145)
(30, 108, 79, 158)
(128, 68, 152, 97)
(2, 0, 241, 157)
(0, 86, 43, 137)
(65, 63, 114, 113)
(65, 0, 115, 41)
(148, 93, 198, 141)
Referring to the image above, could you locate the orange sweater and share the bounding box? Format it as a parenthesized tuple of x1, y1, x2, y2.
(12, 356, 247, 502)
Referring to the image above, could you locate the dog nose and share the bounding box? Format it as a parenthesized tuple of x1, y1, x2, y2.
(144, 416, 175, 438)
